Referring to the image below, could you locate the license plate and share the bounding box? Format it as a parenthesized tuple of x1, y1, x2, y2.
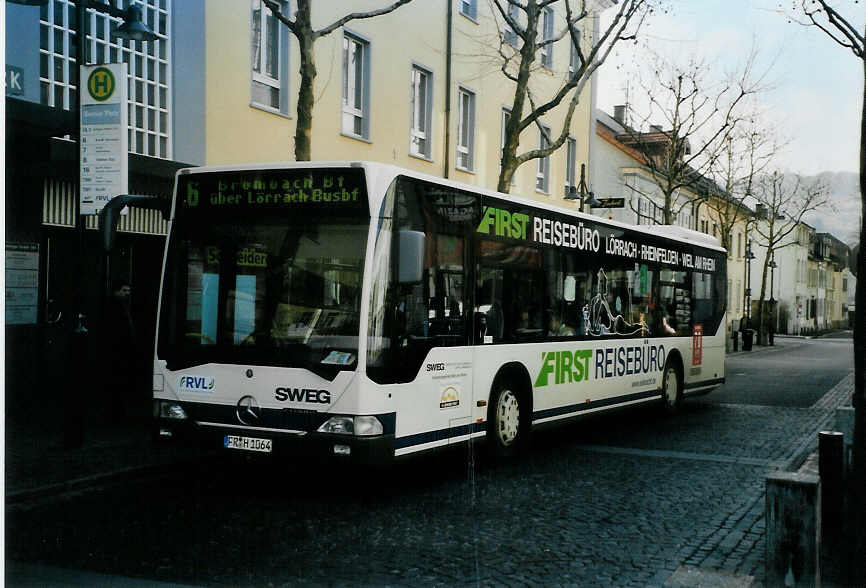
(224, 435, 272, 453)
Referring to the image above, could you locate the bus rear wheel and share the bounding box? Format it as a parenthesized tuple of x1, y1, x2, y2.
(487, 381, 523, 457)
(661, 361, 682, 414)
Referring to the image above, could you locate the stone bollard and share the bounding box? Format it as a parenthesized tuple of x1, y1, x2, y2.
(834, 407, 855, 475)
(819, 431, 844, 538)
(765, 472, 820, 587)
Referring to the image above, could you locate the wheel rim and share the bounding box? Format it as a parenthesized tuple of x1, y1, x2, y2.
(663, 367, 679, 408)
(496, 389, 520, 446)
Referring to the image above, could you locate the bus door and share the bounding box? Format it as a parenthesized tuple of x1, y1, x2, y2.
(386, 176, 479, 446)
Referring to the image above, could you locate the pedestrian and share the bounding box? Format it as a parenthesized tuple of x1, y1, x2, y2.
(103, 283, 138, 422)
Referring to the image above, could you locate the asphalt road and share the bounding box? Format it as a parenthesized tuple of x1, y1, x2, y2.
(6, 336, 855, 586)
(710, 335, 854, 407)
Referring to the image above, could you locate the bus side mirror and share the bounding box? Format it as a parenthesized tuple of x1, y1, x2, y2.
(98, 195, 171, 252)
(398, 230, 425, 285)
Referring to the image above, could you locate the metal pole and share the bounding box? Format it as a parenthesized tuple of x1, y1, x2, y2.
(769, 257, 775, 345)
(63, 0, 90, 448)
(578, 164, 586, 213)
(746, 240, 752, 328)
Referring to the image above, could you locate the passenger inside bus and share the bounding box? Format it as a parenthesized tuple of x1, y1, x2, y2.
(662, 304, 677, 335)
(548, 309, 575, 337)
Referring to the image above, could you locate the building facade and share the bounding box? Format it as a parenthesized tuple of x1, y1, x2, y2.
(175, 0, 598, 203)
(6, 0, 604, 407)
(591, 107, 754, 342)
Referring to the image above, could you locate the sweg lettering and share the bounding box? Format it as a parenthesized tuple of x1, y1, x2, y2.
(274, 387, 331, 404)
(426, 363, 446, 372)
(477, 206, 529, 240)
(535, 350, 592, 387)
(594, 344, 665, 379)
(533, 218, 600, 251)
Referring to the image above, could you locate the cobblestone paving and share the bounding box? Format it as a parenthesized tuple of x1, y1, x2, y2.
(6, 365, 855, 586)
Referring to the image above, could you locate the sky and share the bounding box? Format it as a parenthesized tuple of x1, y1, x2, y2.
(596, 0, 864, 176)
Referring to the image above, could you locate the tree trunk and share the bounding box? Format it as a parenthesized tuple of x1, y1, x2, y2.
(498, 157, 519, 193)
(496, 0, 539, 193)
(664, 189, 674, 224)
(294, 3, 315, 161)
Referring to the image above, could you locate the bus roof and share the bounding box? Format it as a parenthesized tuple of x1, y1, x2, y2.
(176, 161, 726, 254)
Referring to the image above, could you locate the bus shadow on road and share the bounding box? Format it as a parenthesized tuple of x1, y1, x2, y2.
(172, 398, 719, 507)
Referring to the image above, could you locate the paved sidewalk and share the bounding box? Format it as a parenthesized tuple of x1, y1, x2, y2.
(5, 418, 203, 505)
(726, 333, 805, 357)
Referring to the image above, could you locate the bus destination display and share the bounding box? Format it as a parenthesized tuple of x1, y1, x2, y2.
(178, 168, 368, 214)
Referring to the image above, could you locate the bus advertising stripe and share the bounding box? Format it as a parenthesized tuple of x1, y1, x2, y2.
(684, 377, 725, 390)
(532, 389, 660, 421)
(394, 422, 487, 450)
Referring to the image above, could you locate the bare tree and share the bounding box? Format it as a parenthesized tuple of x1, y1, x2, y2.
(787, 1, 865, 581)
(619, 48, 768, 224)
(749, 172, 829, 343)
(704, 119, 781, 254)
(493, 0, 656, 193)
(264, 0, 415, 161)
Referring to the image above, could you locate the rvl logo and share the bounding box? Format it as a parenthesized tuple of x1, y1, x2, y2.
(178, 375, 215, 392)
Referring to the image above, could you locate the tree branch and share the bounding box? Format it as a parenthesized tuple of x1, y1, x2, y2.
(314, 0, 415, 39)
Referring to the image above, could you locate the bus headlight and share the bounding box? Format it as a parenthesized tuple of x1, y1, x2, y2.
(354, 416, 384, 436)
(154, 400, 187, 420)
(317, 415, 383, 436)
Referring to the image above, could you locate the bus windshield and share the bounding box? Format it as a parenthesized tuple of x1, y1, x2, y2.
(158, 167, 369, 377)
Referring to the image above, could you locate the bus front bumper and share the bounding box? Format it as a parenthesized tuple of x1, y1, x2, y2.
(154, 419, 395, 466)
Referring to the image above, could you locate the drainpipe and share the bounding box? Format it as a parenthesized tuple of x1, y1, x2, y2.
(443, 1, 453, 179)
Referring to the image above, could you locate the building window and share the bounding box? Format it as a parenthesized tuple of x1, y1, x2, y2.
(569, 27, 580, 73)
(456, 87, 475, 171)
(536, 124, 550, 193)
(460, 0, 477, 20)
(540, 7, 554, 69)
(504, 3, 520, 48)
(409, 65, 433, 158)
(39, 0, 172, 158)
(251, 0, 282, 110)
(565, 137, 577, 193)
(500, 108, 516, 184)
(736, 280, 741, 313)
(737, 233, 743, 259)
(342, 33, 370, 139)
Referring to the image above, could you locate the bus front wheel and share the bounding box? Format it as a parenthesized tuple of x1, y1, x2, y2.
(487, 380, 523, 457)
(661, 360, 682, 414)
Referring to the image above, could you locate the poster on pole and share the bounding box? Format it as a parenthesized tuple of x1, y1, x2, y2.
(80, 63, 128, 216)
(6, 243, 39, 325)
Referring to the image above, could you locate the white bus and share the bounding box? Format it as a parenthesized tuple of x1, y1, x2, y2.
(149, 161, 726, 463)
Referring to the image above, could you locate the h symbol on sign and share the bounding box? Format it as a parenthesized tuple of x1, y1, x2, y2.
(93, 73, 110, 94)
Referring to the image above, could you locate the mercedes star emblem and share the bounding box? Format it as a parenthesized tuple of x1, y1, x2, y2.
(236, 395, 261, 426)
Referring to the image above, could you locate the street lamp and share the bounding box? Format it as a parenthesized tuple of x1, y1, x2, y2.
(565, 163, 602, 212)
(744, 241, 755, 326)
(768, 257, 777, 346)
(64, 1, 157, 448)
(741, 240, 756, 351)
